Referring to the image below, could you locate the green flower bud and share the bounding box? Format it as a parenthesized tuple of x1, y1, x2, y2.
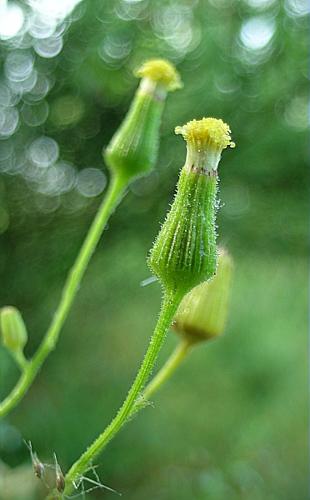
(148, 117, 234, 296)
(104, 59, 182, 183)
(0, 306, 28, 354)
(172, 248, 233, 343)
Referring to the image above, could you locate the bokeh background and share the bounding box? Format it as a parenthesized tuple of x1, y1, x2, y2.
(0, 0, 308, 498)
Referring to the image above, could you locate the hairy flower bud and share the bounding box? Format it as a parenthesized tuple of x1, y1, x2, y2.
(0, 306, 28, 354)
(148, 118, 234, 296)
(104, 58, 181, 183)
(172, 248, 233, 343)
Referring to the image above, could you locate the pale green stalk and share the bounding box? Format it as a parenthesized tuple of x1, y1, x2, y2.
(61, 291, 182, 498)
(0, 174, 126, 418)
(138, 339, 191, 404)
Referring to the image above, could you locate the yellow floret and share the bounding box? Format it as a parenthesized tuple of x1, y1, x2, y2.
(135, 59, 182, 91)
(175, 117, 235, 150)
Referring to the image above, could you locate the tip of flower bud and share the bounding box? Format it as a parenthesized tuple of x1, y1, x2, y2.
(135, 59, 182, 91)
(175, 117, 235, 151)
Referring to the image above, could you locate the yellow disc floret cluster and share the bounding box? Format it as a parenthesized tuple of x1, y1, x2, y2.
(135, 59, 182, 91)
(175, 117, 235, 150)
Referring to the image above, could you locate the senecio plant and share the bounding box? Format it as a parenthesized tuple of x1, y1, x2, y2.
(0, 58, 235, 498)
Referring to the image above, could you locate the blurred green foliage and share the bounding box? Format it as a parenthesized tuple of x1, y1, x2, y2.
(0, 0, 308, 498)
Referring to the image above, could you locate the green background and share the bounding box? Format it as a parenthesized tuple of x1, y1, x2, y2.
(0, 0, 308, 498)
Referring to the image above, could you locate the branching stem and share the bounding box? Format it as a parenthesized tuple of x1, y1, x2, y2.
(62, 290, 183, 497)
(0, 174, 126, 418)
(141, 338, 191, 402)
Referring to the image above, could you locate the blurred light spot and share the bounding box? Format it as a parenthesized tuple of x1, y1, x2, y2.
(0, 2, 25, 40)
(115, 0, 148, 21)
(98, 33, 132, 67)
(24, 74, 51, 102)
(246, 0, 276, 8)
(152, 5, 194, 55)
(34, 35, 63, 58)
(284, 96, 309, 130)
(21, 100, 49, 127)
(9, 69, 38, 94)
(0, 154, 15, 173)
(78, 114, 101, 139)
(5, 151, 26, 175)
(0, 107, 19, 137)
(130, 171, 159, 197)
(285, 0, 310, 16)
(209, 0, 234, 6)
(222, 184, 250, 219)
(0, 207, 10, 233)
(29, 14, 57, 39)
(28, 0, 83, 24)
(76, 168, 106, 197)
(36, 161, 76, 195)
(240, 17, 275, 50)
(35, 193, 61, 213)
(4, 51, 34, 82)
(29, 136, 59, 167)
(50, 95, 84, 127)
(215, 75, 240, 96)
(62, 190, 90, 213)
(0, 83, 15, 106)
(23, 162, 46, 181)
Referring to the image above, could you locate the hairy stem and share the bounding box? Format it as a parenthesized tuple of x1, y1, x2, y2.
(0, 174, 126, 418)
(141, 338, 191, 403)
(62, 291, 182, 497)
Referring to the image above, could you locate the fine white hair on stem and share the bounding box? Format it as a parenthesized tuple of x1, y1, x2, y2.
(66, 463, 121, 498)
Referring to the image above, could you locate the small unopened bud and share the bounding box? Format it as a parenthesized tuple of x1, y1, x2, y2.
(54, 453, 65, 493)
(25, 441, 45, 479)
(148, 117, 234, 296)
(173, 249, 233, 343)
(0, 306, 28, 354)
(105, 58, 181, 183)
(32, 451, 45, 479)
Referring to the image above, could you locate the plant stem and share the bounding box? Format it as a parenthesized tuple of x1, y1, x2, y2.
(12, 351, 29, 372)
(63, 291, 182, 497)
(0, 174, 126, 418)
(140, 338, 191, 403)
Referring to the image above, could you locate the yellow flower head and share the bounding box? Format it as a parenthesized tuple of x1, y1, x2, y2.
(135, 58, 182, 91)
(175, 117, 235, 151)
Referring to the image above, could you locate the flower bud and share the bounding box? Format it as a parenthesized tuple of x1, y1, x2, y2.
(148, 117, 234, 296)
(54, 453, 65, 493)
(104, 58, 182, 183)
(0, 306, 28, 354)
(172, 248, 233, 343)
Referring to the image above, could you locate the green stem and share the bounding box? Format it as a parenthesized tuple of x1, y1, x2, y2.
(141, 339, 191, 403)
(63, 291, 182, 497)
(0, 174, 126, 418)
(12, 351, 29, 372)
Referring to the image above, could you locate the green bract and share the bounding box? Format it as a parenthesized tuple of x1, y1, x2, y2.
(0, 306, 28, 354)
(173, 248, 233, 343)
(148, 117, 234, 296)
(104, 59, 181, 183)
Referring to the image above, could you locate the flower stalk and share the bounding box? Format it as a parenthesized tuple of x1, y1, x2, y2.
(105, 58, 181, 183)
(62, 290, 182, 497)
(0, 174, 126, 418)
(57, 117, 234, 497)
(0, 58, 180, 419)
